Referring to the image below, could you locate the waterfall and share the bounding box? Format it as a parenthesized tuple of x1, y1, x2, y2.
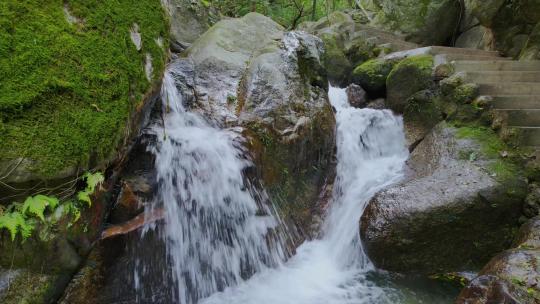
(137, 67, 288, 304)
(201, 86, 409, 304)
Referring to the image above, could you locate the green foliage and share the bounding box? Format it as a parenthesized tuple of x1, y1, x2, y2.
(22, 195, 59, 221)
(0, 0, 168, 177)
(0, 211, 33, 241)
(352, 58, 398, 94)
(77, 172, 104, 206)
(210, 0, 356, 28)
(455, 125, 521, 181)
(0, 171, 104, 241)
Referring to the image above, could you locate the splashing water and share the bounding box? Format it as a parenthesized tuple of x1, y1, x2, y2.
(140, 68, 288, 304)
(201, 86, 409, 304)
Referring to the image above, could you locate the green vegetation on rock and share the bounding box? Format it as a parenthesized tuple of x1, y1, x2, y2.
(0, 172, 104, 241)
(0, 0, 168, 178)
(386, 54, 434, 112)
(455, 125, 522, 182)
(352, 58, 397, 96)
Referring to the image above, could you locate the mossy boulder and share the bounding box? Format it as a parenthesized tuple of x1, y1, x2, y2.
(351, 58, 397, 96)
(361, 122, 528, 274)
(456, 217, 540, 304)
(403, 89, 444, 148)
(386, 55, 434, 113)
(320, 33, 352, 86)
(0, 0, 168, 193)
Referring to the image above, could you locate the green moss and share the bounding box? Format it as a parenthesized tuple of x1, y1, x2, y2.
(320, 34, 351, 85)
(351, 58, 397, 95)
(0, 0, 168, 177)
(386, 55, 434, 112)
(455, 125, 521, 181)
(2, 271, 60, 304)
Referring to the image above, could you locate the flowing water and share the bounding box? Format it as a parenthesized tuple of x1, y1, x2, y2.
(138, 64, 458, 303)
(201, 87, 410, 304)
(138, 70, 288, 304)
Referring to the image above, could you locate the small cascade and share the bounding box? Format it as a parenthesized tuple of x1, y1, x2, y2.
(201, 87, 409, 304)
(135, 67, 288, 304)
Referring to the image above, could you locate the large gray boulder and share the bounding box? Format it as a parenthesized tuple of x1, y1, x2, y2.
(361, 123, 528, 274)
(455, 26, 495, 50)
(184, 13, 335, 236)
(370, 0, 461, 45)
(164, 0, 218, 52)
(456, 217, 540, 304)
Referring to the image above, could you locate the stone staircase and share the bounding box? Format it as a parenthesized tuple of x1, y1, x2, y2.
(386, 46, 540, 148)
(452, 57, 540, 148)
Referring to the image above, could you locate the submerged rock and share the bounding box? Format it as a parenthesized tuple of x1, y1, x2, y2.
(361, 123, 528, 274)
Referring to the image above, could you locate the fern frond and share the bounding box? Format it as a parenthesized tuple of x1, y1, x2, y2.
(77, 190, 92, 206)
(22, 196, 47, 221)
(0, 212, 29, 241)
(84, 172, 104, 192)
(34, 195, 59, 210)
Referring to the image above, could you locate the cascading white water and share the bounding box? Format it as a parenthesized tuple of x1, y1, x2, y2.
(201, 86, 409, 304)
(141, 69, 287, 304)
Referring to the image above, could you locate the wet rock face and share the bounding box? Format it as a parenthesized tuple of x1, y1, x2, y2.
(456, 217, 540, 304)
(346, 84, 368, 108)
(360, 123, 527, 274)
(175, 13, 335, 236)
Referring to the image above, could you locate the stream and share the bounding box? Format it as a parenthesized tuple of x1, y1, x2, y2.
(134, 64, 459, 303)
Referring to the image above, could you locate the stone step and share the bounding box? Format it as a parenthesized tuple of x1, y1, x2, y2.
(490, 96, 540, 109)
(518, 127, 540, 146)
(429, 46, 500, 57)
(453, 60, 540, 72)
(442, 54, 512, 62)
(479, 82, 540, 95)
(494, 109, 540, 127)
(465, 71, 540, 83)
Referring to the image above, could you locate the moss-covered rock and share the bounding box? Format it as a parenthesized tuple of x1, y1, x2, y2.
(351, 58, 398, 96)
(456, 217, 540, 304)
(0, 0, 168, 187)
(386, 55, 434, 113)
(320, 33, 352, 86)
(0, 270, 70, 304)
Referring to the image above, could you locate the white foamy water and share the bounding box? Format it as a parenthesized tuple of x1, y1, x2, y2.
(201, 86, 409, 304)
(140, 68, 288, 304)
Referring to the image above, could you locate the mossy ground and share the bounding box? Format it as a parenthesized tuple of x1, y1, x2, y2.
(0, 0, 168, 177)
